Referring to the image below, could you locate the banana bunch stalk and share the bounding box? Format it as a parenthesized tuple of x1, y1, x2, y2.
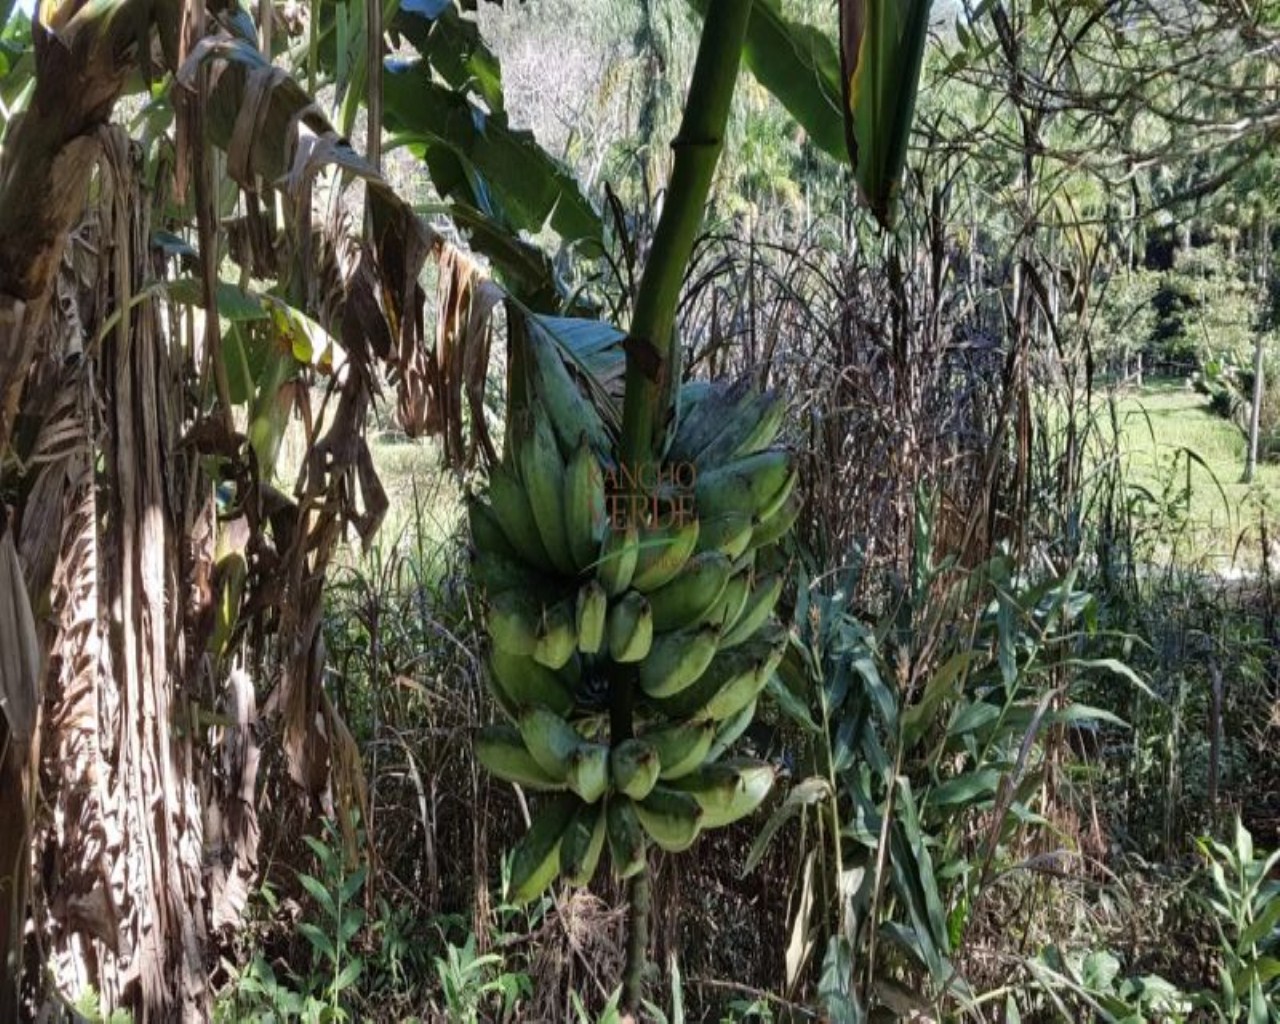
(470, 319, 798, 903)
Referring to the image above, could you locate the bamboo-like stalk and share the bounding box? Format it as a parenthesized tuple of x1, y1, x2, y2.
(615, 1, 751, 1013)
(617, 0, 752, 478)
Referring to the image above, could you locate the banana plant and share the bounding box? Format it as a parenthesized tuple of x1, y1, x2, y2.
(466, 0, 935, 1015)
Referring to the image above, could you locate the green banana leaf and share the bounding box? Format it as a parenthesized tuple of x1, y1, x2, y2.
(382, 56, 602, 248)
(530, 314, 625, 391)
(393, 0, 504, 113)
(839, 0, 932, 229)
(683, 0, 846, 162)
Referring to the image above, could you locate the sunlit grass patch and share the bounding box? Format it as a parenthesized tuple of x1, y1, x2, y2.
(1110, 379, 1280, 570)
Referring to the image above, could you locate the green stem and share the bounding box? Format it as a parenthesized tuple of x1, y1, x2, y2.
(614, 4, 750, 1014)
(618, 0, 752, 478)
(622, 869, 652, 1012)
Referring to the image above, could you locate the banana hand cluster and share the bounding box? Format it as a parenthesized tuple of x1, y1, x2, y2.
(470, 322, 798, 904)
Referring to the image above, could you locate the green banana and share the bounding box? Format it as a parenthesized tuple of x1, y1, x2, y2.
(630, 516, 700, 592)
(678, 380, 715, 406)
(597, 521, 640, 597)
(487, 463, 554, 572)
(532, 598, 578, 670)
(467, 497, 516, 560)
(701, 636, 785, 721)
(606, 797, 647, 879)
(706, 567, 751, 634)
(526, 318, 615, 461)
(634, 787, 703, 852)
(667, 758, 775, 829)
(673, 379, 714, 427)
(575, 580, 608, 655)
(749, 489, 801, 552)
(471, 546, 546, 597)
(695, 448, 795, 521)
(518, 706, 587, 781)
(643, 718, 718, 780)
(734, 389, 787, 458)
(564, 436, 607, 571)
(609, 738, 661, 800)
(705, 698, 757, 763)
(669, 378, 752, 464)
(566, 742, 610, 803)
(647, 637, 779, 721)
(636, 624, 721, 699)
(607, 591, 653, 663)
(646, 551, 733, 632)
(756, 468, 799, 532)
(694, 510, 754, 561)
(488, 591, 542, 656)
(488, 648, 575, 718)
(694, 388, 783, 469)
(721, 572, 783, 648)
(559, 800, 607, 886)
(668, 380, 714, 457)
(475, 725, 566, 791)
(506, 793, 578, 903)
(515, 409, 577, 576)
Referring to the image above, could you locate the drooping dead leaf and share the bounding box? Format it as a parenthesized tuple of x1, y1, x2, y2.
(396, 240, 501, 468)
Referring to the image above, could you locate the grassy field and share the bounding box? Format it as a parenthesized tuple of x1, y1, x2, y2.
(329, 380, 1277, 576)
(273, 397, 465, 578)
(1109, 380, 1280, 570)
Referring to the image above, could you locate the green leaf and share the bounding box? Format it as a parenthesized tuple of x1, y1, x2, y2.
(1249, 956, 1280, 986)
(298, 921, 337, 964)
(1082, 949, 1122, 993)
(895, 777, 949, 960)
(1236, 817, 1255, 868)
(766, 673, 820, 733)
(1240, 896, 1280, 951)
(1045, 704, 1130, 730)
(685, 0, 846, 162)
(1063, 658, 1156, 699)
(333, 956, 364, 992)
(528, 314, 626, 396)
(383, 60, 601, 246)
(1247, 976, 1267, 1024)
(947, 700, 1001, 737)
(298, 874, 337, 920)
(340, 865, 368, 905)
(339, 908, 366, 946)
(817, 937, 862, 1023)
(395, 0, 504, 112)
(927, 768, 1000, 809)
(839, 0, 932, 228)
(852, 654, 898, 733)
(167, 277, 267, 321)
(901, 649, 978, 749)
(744, 776, 832, 874)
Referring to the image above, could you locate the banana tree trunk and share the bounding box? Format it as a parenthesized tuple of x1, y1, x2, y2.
(0, 2, 182, 1013)
(7, 127, 213, 1022)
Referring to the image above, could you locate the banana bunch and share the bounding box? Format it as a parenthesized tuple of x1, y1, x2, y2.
(470, 320, 799, 904)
